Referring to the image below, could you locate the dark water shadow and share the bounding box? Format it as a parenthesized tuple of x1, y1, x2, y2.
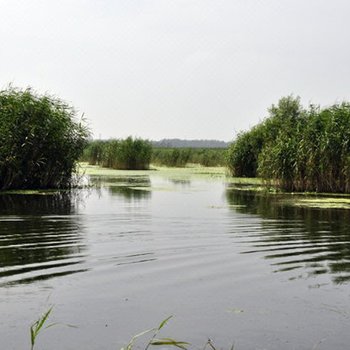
(0, 192, 87, 287)
(89, 175, 152, 200)
(226, 189, 350, 284)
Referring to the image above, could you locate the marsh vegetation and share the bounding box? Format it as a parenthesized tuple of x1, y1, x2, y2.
(83, 139, 227, 169)
(227, 96, 350, 193)
(0, 87, 89, 191)
(82, 137, 152, 170)
(151, 147, 227, 167)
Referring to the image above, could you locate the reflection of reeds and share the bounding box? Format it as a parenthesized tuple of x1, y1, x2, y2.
(89, 174, 152, 200)
(0, 192, 87, 286)
(226, 189, 350, 284)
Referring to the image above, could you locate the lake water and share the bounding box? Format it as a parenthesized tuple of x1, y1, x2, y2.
(1, 169, 350, 350)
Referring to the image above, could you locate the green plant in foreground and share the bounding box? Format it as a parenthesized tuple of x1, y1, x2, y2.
(30, 307, 55, 350)
(121, 316, 189, 350)
(29, 309, 232, 350)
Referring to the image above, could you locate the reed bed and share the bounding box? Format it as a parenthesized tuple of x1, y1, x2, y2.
(151, 148, 227, 167)
(227, 96, 350, 193)
(83, 137, 152, 170)
(0, 87, 89, 191)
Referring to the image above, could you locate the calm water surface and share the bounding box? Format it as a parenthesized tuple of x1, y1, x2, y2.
(1, 170, 350, 350)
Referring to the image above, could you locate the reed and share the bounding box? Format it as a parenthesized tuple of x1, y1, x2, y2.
(83, 137, 152, 170)
(29, 309, 230, 350)
(227, 96, 350, 193)
(151, 148, 227, 167)
(0, 86, 89, 190)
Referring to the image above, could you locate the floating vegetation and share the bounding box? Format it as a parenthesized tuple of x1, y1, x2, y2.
(291, 197, 350, 209)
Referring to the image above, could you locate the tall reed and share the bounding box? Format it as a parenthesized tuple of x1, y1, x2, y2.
(83, 137, 152, 170)
(151, 148, 227, 167)
(227, 96, 350, 193)
(0, 87, 89, 190)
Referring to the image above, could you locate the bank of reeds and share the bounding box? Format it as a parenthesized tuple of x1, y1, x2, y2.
(0, 87, 89, 191)
(83, 137, 152, 170)
(227, 96, 350, 193)
(151, 148, 227, 167)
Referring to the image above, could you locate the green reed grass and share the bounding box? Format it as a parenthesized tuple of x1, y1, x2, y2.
(0, 86, 89, 191)
(151, 148, 227, 167)
(29, 309, 232, 350)
(30, 307, 55, 350)
(83, 137, 152, 170)
(227, 96, 350, 193)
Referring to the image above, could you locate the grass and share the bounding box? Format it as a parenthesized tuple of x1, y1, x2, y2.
(30, 307, 55, 350)
(227, 96, 350, 193)
(82, 137, 152, 170)
(0, 86, 89, 191)
(29, 309, 232, 350)
(151, 148, 227, 167)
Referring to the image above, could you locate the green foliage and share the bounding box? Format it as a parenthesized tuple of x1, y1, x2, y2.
(226, 126, 265, 177)
(151, 148, 227, 167)
(227, 96, 304, 178)
(0, 87, 89, 190)
(83, 137, 152, 170)
(227, 96, 350, 193)
(30, 307, 55, 350)
(122, 316, 189, 350)
(28, 309, 234, 350)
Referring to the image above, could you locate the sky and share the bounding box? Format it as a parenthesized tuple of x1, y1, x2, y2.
(1, 0, 350, 141)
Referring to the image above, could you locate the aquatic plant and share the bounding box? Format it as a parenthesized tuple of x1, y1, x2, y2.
(29, 309, 231, 350)
(0, 86, 89, 190)
(151, 148, 227, 167)
(227, 96, 304, 178)
(121, 316, 189, 350)
(227, 96, 350, 193)
(30, 307, 55, 350)
(83, 137, 152, 170)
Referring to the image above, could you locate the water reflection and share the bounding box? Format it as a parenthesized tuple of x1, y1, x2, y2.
(89, 175, 152, 200)
(226, 189, 350, 284)
(0, 192, 87, 286)
(169, 178, 191, 187)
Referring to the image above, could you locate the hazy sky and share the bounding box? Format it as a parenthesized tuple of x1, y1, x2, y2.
(1, 1, 350, 141)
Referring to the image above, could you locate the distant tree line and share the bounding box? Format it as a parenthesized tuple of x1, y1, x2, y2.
(227, 96, 350, 193)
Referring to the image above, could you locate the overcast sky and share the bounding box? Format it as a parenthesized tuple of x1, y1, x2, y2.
(1, 1, 350, 141)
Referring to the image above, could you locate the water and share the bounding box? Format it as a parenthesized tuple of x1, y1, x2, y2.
(1, 171, 350, 350)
